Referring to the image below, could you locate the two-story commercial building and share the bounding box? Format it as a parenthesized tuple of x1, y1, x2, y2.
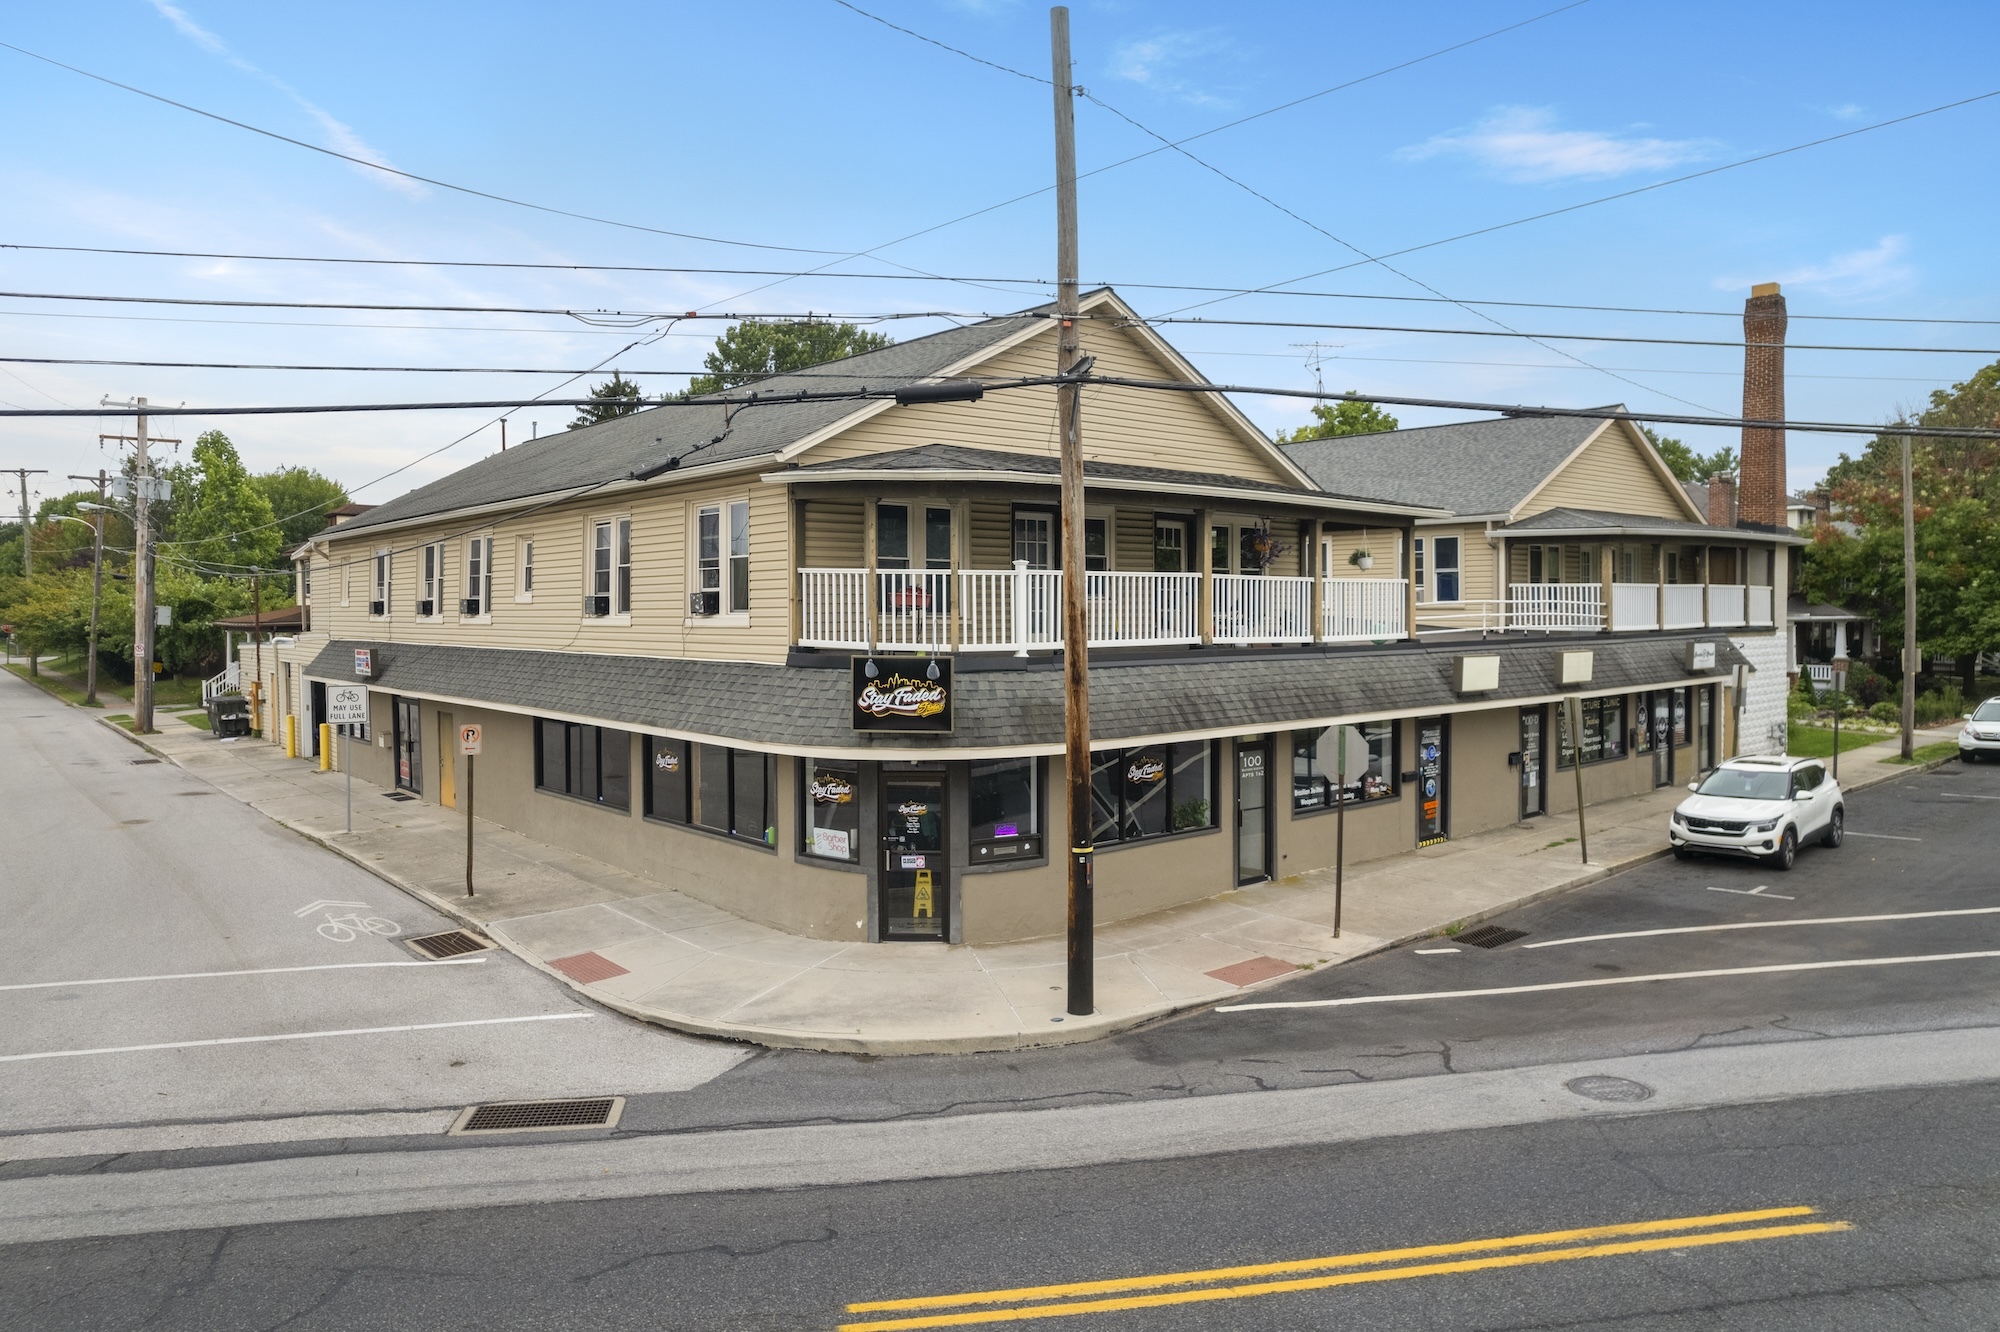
(246, 288, 1794, 949)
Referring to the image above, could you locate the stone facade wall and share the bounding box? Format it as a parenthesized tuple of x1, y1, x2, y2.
(1733, 630, 1792, 756)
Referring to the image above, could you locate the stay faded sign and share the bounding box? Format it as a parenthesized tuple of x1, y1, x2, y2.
(851, 656, 953, 734)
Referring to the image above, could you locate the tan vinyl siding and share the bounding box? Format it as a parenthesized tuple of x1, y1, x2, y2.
(1416, 524, 1498, 603)
(1521, 422, 1692, 520)
(798, 319, 1298, 485)
(801, 497, 865, 566)
(969, 498, 1016, 568)
(1114, 507, 1153, 571)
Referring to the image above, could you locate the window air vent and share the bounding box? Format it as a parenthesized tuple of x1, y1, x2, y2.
(460, 598, 482, 616)
(689, 591, 720, 617)
(417, 599, 435, 617)
(583, 594, 611, 617)
(368, 600, 385, 616)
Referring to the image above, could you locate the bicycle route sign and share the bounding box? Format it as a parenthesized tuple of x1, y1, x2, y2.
(326, 684, 369, 726)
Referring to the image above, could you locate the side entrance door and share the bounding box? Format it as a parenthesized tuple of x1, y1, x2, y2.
(1416, 716, 1448, 846)
(307, 680, 326, 758)
(1519, 707, 1545, 820)
(1235, 737, 1272, 885)
(436, 710, 456, 809)
(393, 696, 422, 794)
(880, 771, 948, 941)
(1651, 692, 1674, 787)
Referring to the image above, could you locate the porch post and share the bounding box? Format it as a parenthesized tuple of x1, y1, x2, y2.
(1306, 519, 1324, 643)
(862, 500, 878, 653)
(1702, 543, 1714, 627)
(1195, 507, 1213, 645)
(1598, 543, 1613, 632)
(788, 495, 806, 651)
(1403, 525, 1418, 640)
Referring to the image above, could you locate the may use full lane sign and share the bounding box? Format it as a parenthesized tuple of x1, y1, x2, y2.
(852, 656, 953, 734)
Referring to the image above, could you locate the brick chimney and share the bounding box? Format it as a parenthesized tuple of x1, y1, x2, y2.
(1739, 282, 1786, 527)
(1707, 475, 1738, 528)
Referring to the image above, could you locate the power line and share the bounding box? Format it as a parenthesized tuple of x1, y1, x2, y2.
(10, 241, 2000, 326)
(0, 40, 856, 259)
(0, 289, 963, 322)
(1131, 316, 2000, 356)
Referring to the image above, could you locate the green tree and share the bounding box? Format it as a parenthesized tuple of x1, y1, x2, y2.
(684, 320, 894, 396)
(169, 431, 282, 572)
(253, 467, 350, 554)
(1642, 426, 1737, 482)
(1275, 397, 1399, 442)
(570, 372, 646, 428)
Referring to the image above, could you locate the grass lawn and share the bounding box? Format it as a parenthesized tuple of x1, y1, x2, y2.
(1887, 740, 1963, 766)
(180, 710, 213, 730)
(150, 676, 206, 708)
(1788, 724, 1891, 759)
(3, 662, 102, 708)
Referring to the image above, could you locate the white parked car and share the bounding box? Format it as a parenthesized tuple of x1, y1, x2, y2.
(1959, 698, 2000, 763)
(1668, 755, 1844, 870)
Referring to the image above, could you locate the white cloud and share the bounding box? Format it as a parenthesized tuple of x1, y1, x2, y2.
(146, 1, 425, 199)
(1107, 29, 1231, 107)
(1716, 235, 1915, 298)
(1398, 106, 1716, 183)
(1822, 103, 1866, 121)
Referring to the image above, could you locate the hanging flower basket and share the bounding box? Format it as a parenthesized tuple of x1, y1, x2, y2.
(1244, 521, 1290, 571)
(1349, 549, 1374, 571)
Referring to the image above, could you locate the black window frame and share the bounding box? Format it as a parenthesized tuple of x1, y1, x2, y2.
(800, 757, 861, 863)
(643, 735, 691, 825)
(1556, 694, 1628, 768)
(667, 742, 777, 849)
(969, 756, 1043, 862)
(1292, 722, 1401, 813)
(1089, 741, 1217, 848)
(534, 717, 632, 810)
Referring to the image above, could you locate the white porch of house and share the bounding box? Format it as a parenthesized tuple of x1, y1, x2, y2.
(798, 565, 1411, 653)
(1411, 582, 1777, 636)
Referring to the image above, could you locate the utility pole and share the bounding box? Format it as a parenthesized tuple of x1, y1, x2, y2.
(1051, 6, 1093, 1017)
(251, 568, 264, 736)
(9, 468, 48, 576)
(100, 398, 178, 735)
(1900, 432, 1917, 761)
(68, 470, 109, 705)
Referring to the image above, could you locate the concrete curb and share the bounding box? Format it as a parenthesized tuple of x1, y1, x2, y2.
(81, 701, 1971, 1055)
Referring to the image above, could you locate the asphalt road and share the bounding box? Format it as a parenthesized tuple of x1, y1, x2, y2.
(6, 669, 2000, 1329)
(0, 671, 744, 1132)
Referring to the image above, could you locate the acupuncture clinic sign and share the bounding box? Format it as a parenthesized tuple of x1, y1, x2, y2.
(851, 656, 953, 734)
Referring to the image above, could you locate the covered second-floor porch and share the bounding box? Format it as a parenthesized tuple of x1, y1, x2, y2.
(770, 445, 1436, 655)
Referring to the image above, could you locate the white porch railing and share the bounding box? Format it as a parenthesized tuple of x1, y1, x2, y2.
(1508, 583, 1603, 631)
(1413, 601, 1510, 635)
(958, 565, 1062, 653)
(1610, 583, 1659, 632)
(874, 570, 955, 652)
(1087, 571, 1201, 647)
(1707, 583, 1747, 628)
(1661, 583, 1706, 630)
(1213, 574, 1314, 643)
(798, 567, 869, 649)
(1322, 578, 1408, 642)
(1747, 584, 1774, 626)
(201, 663, 241, 704)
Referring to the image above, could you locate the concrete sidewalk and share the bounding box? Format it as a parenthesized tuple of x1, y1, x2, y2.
(110, 714, 1956, 1054)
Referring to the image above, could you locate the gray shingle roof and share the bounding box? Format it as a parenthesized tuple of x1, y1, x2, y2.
(1501, 507, 1725, 536)
(304, 633, 1745, 755)
(331, 309, 1056, 535)
(1280, 412, 1616, 517)
(779, 442, 1434, 511)
(1682, 481, 1710, 521)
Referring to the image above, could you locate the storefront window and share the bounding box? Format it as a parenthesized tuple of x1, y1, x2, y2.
(535, 718, 631, 810)
(1090, 743, 1213, 846)
(1293, 723, 1398, 811)
(803, 759, 860, 862)
(644, 736, 689, 824)
(1556, 695, 1627, 768)
(970, 757, 1040, 860)
(694, 743, 776, 847)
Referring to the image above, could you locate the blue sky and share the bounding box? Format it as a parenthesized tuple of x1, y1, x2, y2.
(3, 0, 1996, 515)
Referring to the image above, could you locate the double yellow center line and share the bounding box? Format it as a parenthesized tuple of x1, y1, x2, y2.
(839, 1205, 1849, 1329)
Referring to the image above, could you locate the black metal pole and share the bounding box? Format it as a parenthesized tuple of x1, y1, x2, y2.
(1333, 729, 1346, 938)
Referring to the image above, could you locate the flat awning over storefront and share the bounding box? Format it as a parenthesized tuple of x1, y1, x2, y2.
(304, 634, 1747, 761)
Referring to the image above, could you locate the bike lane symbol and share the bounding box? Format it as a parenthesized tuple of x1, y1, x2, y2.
(295, 899, 403, 943)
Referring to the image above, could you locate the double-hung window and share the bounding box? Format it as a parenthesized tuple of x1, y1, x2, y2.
(371, 551, 390, 617)
(586, 519, 630, 617)
(1413, 538, 1425, 601)
(462, 537, 491, 617)
(418, 542, 445, 618)
(518, 538, 535, 599)
(1431, 536, 1461, 602)
(693, 500, 749, 616)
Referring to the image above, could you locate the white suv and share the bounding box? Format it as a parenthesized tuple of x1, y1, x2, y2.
(1668, 755, 1844, 871)
(1960, 697, 2000, 763)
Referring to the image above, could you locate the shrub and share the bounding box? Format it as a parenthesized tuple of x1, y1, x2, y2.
(1868, 701, 1901, 724)
(1915, 686, 1966, 727)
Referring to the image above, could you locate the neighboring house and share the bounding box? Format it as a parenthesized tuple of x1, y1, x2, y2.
(1283, 409, 1799, 756)
(252, 290, 1756, 950)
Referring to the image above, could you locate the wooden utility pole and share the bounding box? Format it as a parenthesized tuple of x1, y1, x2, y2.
(1052, 5, 1093, 1017)
(1900, 432, 1916, 760)
(67, 470, 109, 705)
(8, 468, 48, 577)
(251, 569, 264, 735)
(100, 399, 178, 734)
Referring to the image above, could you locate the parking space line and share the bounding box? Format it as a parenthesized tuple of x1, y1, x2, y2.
(1844, 832, 1922, 841)
(1941, 793, 2000, 800)
(0, 957, 490, 993)
(1216, 950, 2000, 1012)
(1522, 907, 2000, 950)
(0, 1012, 588, 1063)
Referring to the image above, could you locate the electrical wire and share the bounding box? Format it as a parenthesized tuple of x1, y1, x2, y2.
(0, 290, 962, 321)
(1128, 316, 2000, 356)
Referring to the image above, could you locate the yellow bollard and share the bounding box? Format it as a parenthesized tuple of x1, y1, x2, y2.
(285, 713, 297, 758)
(318, 722, 332, 772)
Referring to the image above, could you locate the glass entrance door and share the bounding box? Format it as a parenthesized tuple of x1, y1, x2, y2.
(1416, 716, 1448, 846)
(393, 696, 422, 793)
(1698, 686, 1714, 771)
(1235, 738, 1271, 885)
(1519, 708, 1544, 820)
(1651, 693, 1674, 787)
(880, 773, 948, 941)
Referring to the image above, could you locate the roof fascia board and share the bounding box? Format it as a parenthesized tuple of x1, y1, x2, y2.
(1417, 512, 1510, 527)
(1499, 523, 1806, 545)
(762, 466, 1443, 517)
(320, 452, 779, 545)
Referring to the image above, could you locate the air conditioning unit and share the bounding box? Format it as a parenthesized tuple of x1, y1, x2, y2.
(460, 598, 482, 616)
(583, 594, 611, 617)
(417, 599, 435, 618)
(689, 590, 720, 617)
(368, 600, 385, 616)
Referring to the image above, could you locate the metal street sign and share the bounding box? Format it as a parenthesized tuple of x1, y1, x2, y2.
(354, 648, 373, 677)
(458, 723, 482, 756)
(325, 684, 368, 726)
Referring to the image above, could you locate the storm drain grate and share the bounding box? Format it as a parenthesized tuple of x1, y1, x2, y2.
(1454, 925, 1528, 949)
(405, 929, 495, 960)
(449, 1097, 624, 1136)
(129, 758, 161, 765)
(382, 791, 417, 802)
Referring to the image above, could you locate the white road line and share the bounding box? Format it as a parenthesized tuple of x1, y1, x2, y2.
(1707, 885, 1794, 900)
(1845, 832, 1923, 841)
(1414, 948, 1462, 955)
(1942, 792, 2000, 800)
(0, 1012, 588, 1063)
(1523, 907, 2000, 950)
(0, 957, 490, 993)
(1216, 950, 2000, 1013)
